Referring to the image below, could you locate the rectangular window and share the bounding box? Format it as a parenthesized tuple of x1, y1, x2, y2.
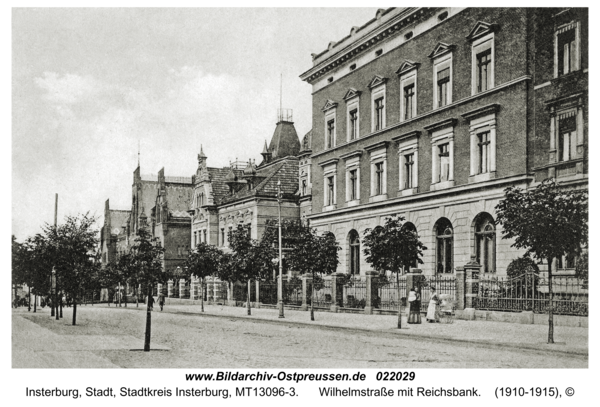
(375, 162, 384, 195)
(349, 169, 357, 200)
(403, 85, 415, 120)
(327, 176, 335, 206)
(349, 109, 358, 140)
(438, 143, 450, 182)
(301, 179, 307, 196)
(558, 28, 576, 76)
(477, 49, 492, 93)
(203, 230, 207, 243)
(478, 131, 490, 174)
(558, 116, 577, 162)
(326, 120, 335, 149)
(375, 98, 384, 131)
(437, 68, 450, 107)
(220, 228, 225, 246)
(404, 154, 414, 189)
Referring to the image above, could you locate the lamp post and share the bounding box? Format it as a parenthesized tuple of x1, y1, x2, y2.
(277, 180, 284, 318)
(52, 267, 58, 320)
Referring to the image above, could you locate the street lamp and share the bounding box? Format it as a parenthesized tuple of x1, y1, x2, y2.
(276, 180, 284, 318)
(52, 267, 58, 320)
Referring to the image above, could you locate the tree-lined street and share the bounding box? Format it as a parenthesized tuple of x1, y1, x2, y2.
(13, 304, 587, 369)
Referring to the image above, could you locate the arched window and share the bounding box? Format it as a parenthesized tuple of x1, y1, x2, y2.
(401, 222, 418, 271)
(349, 230, 360, 275)
(435, 218, 453, 273)
(475, 213, 496, 273)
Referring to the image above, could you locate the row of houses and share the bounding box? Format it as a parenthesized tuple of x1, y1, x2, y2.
(100, 7, 588, 279)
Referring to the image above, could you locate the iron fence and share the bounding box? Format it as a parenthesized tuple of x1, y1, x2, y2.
(180, 283, 190, 299)
(171, 283, 179, 298)
(214, 282, 228, 303)
(233, 282, 256, 304)
(420, 274, 456, 313)
(375, 276, 407, 311)
(343, 279, 367, 309)
(307, 278, 332, 308)
(473, 273, 588, 316)
(259, 280, 303, 306)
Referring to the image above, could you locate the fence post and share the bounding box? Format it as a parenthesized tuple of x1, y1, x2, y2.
(190, 277, 196, 300)
(330, 273, 340, 312)
(364, 271, 378, 315)
(227, 282, 234, 306)
(301, 274, 312, 311)
(255, 280, 260, 308)
(179, 279, 185, 298)
(167, 280, 173, 298)
(464, 256, 481, 320)
(455, 267, 465, 311)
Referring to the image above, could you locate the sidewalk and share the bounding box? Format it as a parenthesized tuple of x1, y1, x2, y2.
(112, 302, 588, 357)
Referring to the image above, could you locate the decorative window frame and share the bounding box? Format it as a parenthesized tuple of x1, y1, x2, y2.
(554, 20, 581, 78)
(365, 141, 388, 202)
(546, 93, 585, 180)
(429, 43, 455, 109)
(424, 119, 457, 191)
(319, 158, 339, 211)
(340, 150, 363, 206)
(322, 100, 338, 150)
(368, 75, 387, 133)
(392, 131, 420, 196)
(396, 61, 419, 122)
(462, 104, 499, 184)
(467, 22, 497, 96)
(344, 88, 361, 142)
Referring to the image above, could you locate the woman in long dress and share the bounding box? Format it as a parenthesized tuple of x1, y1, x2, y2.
(426, 286, 440, 323)
(407, 286, 422, 324)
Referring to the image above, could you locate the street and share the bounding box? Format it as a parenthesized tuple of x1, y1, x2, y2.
(12, 305, 586, 368)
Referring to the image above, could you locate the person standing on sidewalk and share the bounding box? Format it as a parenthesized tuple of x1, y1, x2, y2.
(407, 286, 421, 324)
(147, 294, 155, 311)
(426, 286, 440, 323)
(157, 292, 165, 311)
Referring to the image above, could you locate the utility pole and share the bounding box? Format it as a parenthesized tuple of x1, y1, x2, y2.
(54, 194, 59, 320)
(277, 180, 284, 318)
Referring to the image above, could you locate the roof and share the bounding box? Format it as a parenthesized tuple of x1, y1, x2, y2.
(268, 121, 301, 159)
(219, 157, 299, 205)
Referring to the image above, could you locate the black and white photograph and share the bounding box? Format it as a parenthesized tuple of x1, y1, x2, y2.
(9, 4, 593, 405)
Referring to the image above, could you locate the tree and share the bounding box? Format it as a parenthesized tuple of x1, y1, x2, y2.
(45, 213, 99, 325)
(362, 216, 427, 329)
(12, 235, 26, 307)
(128, 227, 166, 352)
(185, 242, 224, 312)
(228, 225, 275, 315)
(495, 179, 588, 343)
(285, 224, 340, 321)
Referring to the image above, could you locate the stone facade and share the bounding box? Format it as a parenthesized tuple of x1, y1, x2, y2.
(299, 7, 588, 277)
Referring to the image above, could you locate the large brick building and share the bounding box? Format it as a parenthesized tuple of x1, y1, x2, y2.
(299, 7, 587, 277)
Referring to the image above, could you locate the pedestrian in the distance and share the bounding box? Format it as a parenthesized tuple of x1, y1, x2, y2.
(147, 294, 155, 311)
(407, 286, 421, 324)
(426, 286, 440, 323)
(157, 292, 165, 311)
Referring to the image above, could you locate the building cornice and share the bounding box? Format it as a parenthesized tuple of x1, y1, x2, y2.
(339, 150, 364, 160)
(318, 158, 340, 167)
(461, 103, 500, 121)
(364, 140, 389, 152)
(423, 118, 457, 132)
(300, 7, 436, 83)
(391, 130, 420, 143)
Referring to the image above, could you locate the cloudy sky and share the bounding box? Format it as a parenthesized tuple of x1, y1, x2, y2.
(12, 8, 378, 240)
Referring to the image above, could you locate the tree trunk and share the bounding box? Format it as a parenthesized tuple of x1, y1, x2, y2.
(200, 278, 204, 313)
(136, 285, 139, 307)
(124, 284, 127, 307)
(143, 285, 152, 352)
(310, 272, 315, 321)
(59, 291, 63, 318)
(55, 288, 59, 320)
(72, 300, 77, 325)
(118, 283, 121, 307)
(28, 286, 31, 311)
(247, 280, 251, 316)
(34, 294, 37, 313)
(396, 272, 402, 329)
(547, 257, 554, 344)
(13, 284, 17, 308)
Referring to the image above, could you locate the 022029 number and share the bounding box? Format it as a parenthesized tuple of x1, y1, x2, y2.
(376, 372, 415, 381)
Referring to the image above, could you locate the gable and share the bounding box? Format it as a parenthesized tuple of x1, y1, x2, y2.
(367, 75, 388, 89)
(395, 60, 420, 76)
(466, 21, 497, 42)
(428, 42, 455, 59)
(321, 99, 338, 112)
(343, 88, 362, 101)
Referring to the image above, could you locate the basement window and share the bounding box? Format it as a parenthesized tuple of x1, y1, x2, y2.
(404, 31, 413, 40)
(375, 49, 383, 57)
(438, 11, 448, 21)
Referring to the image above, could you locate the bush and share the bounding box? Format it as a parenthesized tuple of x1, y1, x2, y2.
(506, 256, 540, 278)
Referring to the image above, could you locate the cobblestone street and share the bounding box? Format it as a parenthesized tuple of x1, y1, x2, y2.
(13, 305, 587, 369)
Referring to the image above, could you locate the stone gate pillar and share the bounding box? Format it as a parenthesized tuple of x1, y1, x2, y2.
(364, 271, 378, 315)
(464, 256, 481, 320)
(455, 267, 465, 311)
(179, 279, 185, 298)
(330, 273, 343, 312)
(167, 280, 173, 298)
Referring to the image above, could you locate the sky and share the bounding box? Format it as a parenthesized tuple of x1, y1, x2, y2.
(12, 7, 379, 240)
